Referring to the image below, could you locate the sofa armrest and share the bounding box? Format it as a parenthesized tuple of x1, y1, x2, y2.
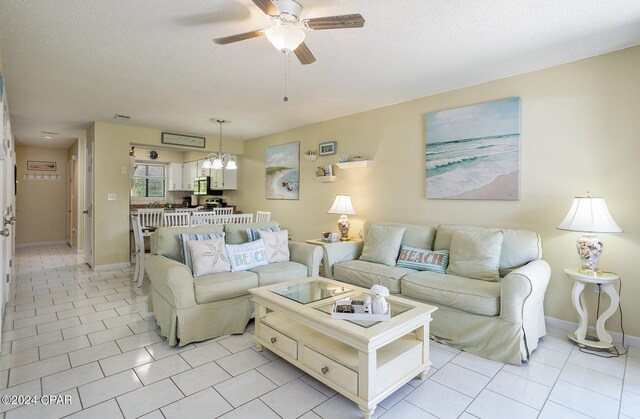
(500, 259, 551, 323)
(145, 255, 197, 309)
(289, 242, 323, 277)
(322, 240, 364, 279)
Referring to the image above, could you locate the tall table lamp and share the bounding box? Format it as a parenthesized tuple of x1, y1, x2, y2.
(328, 194, 357, 241)
(557, 194, 622, 274)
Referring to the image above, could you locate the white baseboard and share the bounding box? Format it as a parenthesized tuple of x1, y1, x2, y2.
(16, 241, 67, 248)
(93, 262, 131, 271)
(545, 315, 640, 349)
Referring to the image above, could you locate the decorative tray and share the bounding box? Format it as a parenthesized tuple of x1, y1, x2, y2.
(330, 299, 391, 322)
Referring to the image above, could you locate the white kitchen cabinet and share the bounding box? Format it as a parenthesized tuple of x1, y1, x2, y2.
(222, 166, 237, 190)
(209, 168, 223, 190)
(167, 162, 184, 191)
(182, 161, 198, 191)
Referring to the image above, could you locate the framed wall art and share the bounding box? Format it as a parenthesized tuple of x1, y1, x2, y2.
(27, 161, 57, 171)
(319, 141, 336, 156)
(161, 132, 205, 148)
(426, 97, 520, 200)
(265, 141, 300, 200)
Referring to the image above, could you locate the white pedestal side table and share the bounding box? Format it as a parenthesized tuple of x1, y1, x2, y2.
(564, 268, 619, 349)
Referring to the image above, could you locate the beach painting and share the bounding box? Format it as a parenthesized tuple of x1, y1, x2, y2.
(426, 97, 520, 200)
(266, 141, 300, 200)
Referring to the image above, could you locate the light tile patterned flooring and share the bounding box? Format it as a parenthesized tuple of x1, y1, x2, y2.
(1, 244, 639, 419)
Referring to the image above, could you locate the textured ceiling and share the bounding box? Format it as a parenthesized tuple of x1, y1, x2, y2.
(1, 0, 639, 149)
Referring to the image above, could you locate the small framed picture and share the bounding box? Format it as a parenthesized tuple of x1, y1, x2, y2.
(319, 141, 336, 156)
(27, 161, 56, 171)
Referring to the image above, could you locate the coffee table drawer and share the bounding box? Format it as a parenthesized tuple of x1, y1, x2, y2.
(257, 322, 297, 359)
(301, 345, 358, 394)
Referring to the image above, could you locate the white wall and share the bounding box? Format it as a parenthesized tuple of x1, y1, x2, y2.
(236, 46, 640, 338)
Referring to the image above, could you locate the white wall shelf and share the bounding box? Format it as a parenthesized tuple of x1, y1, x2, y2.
(336, 160, 373, 169)
(315, 176, 336, 183)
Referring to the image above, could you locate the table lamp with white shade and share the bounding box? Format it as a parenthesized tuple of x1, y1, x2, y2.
(556, 193, 622, 274)
(328, 194, 357, 241)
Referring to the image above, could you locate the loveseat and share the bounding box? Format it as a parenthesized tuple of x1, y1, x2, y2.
(322, 221, 550, 364)
(145, 221, 323, 346)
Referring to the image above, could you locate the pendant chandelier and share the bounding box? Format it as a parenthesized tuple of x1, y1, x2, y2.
(202, 119, 237, 170)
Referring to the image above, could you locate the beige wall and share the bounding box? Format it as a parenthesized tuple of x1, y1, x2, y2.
(15, 146, 68, 245)
(236, 46, 640, 337)
(92, 122, 243, 266)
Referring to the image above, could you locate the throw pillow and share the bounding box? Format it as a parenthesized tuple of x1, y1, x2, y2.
(396, 245, 449, 273)
(226, 239, 269, 272)
(188, 238, 231, 277)
(247, 225, 281, 242)
(179, 232, 225, 271)
(258, 229, 290, 263)
(446, 230, 504, 281)
(359, 224, 406, 267)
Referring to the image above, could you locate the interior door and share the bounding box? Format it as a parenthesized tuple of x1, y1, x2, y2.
(66, 159, 73, 246)
(84, 140, 94, 267)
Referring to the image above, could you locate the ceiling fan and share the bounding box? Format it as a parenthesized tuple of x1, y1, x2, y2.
(213, 0, 365, 65)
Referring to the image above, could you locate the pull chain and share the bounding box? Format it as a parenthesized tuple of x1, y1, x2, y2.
(283, 52, 291, 102)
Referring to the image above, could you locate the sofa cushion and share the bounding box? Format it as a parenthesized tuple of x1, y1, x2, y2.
(434, 224, 542, 276)
(224, 221, 281, 244)
(447, 230, 504, 281)
(247, 225, 281, 241)
(401, 271, 501, 316)
(259, 229, 290, 263)
(194, 271, 259, 303)
(152, 225, 225, 262)
(180, 232, 226, 270)
(250, 261, 308, 286)
(226, 239, 268, 272)
(188, 238, 231, 277)
(360, 224, 406, 266)
(333, 260, 415, 293)
(396, 245, 449, 273)
(363, 221, 436, 249)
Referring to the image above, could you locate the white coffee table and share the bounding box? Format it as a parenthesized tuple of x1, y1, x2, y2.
(249, 277, 437, 418)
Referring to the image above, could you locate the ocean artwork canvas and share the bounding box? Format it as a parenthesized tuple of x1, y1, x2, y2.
(426, 97, 520, 200)
(266, 141, 300, 200)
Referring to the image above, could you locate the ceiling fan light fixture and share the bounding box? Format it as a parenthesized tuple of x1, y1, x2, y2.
(265, 24, 305, 53)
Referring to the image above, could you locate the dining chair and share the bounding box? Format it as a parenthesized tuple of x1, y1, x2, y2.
(190, 212, 219, 226)
(164, 212, 190, 227)
(255, 211, 271, 222)
(137, 208, 164, 233)
(174, 208, 193, 213)
(225, 214, 254, 224)
(213, 207, 234, 215)
(131, 215, 145, 287)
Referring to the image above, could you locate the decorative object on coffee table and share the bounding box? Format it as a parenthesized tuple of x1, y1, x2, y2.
(557, 193, 622, 273)
(371, 285, 389, 314)
(328, 194, 356, 241)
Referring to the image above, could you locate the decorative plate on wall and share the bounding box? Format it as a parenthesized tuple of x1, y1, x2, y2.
(148, 150, 159, 160)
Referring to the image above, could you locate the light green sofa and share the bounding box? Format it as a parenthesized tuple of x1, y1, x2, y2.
(145, 221, 323, 346)
(323, 221, 550, 364)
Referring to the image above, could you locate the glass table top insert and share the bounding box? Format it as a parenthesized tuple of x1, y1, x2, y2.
(270, 280, 352, 305)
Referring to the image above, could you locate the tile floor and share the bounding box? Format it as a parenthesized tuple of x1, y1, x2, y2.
(1, 244, 639, 419)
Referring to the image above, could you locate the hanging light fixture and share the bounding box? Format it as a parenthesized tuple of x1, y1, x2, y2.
(202, 119, 237, 170)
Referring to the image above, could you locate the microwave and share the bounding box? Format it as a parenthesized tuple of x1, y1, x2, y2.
(193, 177, 222, 196)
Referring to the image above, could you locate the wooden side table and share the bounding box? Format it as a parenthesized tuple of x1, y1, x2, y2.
(564, 268, 619, 349)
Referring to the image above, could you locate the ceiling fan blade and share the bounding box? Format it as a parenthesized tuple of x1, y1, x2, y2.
(294, 42, 316, 65)
(303, 14, 365, 30)
(252, 0, 279, 16)
(213, 30, 265, 45)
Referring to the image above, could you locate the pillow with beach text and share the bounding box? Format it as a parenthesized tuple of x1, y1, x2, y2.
(226, 239, 269, 272)
(396, 246, 449, 273)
